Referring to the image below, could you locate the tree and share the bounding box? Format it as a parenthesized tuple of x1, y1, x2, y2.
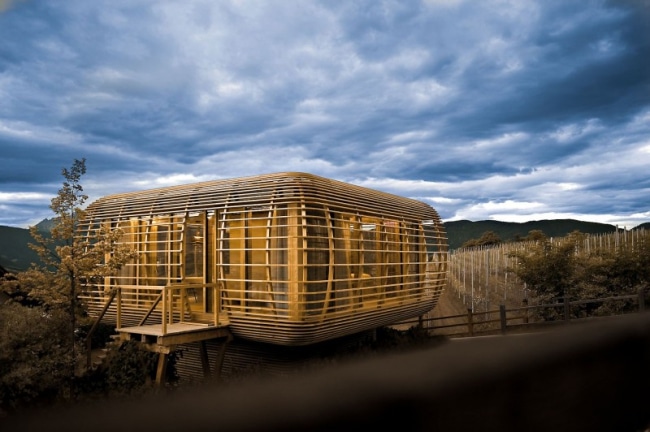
(4, 158, 137, 404)
(525, 230, 547, 242)
(508, 232, 583, 319)
(461, 230, 502, 248)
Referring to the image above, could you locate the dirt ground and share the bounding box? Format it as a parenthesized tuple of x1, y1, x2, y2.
(423, 287, 471, 335)
(393, 287, 469, 334)
(432, 287, 468, 317)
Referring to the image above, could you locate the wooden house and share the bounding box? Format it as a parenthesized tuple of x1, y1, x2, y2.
(79, 172, 447, 378)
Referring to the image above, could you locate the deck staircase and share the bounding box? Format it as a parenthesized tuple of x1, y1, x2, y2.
(85, 283, 234, 384)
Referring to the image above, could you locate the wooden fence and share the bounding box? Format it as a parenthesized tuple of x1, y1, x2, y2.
(400, 288, 648, 338)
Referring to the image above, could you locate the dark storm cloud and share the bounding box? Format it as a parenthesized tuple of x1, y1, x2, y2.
(0, 0, 648, 228)
(438, 1, 649, 131)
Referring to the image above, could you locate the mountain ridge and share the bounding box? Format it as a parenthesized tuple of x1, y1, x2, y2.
(0, 218, 648, 272)
(443, 218, 632, 250)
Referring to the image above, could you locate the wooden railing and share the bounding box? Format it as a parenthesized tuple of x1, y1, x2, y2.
(159, 283, 222, 334)
(104, 282, 224, 333)
(402, 288, 648, 337)
(84, 282, 224, 369)
(84, 289, 119, 369)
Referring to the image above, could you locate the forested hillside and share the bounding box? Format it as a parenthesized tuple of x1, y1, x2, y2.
(0, 226, 39, 272)
(0, 219, 54, 272)
(443, 219, 620, 250)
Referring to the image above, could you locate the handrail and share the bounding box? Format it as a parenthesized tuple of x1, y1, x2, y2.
(138, 291, 164, 326)
(161, 282, 221, 336)
(111, 283, 223, 336)
(84, 288, 119, 369)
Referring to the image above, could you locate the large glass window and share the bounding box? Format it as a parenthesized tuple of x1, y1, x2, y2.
(331, 212, 353, 311)
(361, 217, 379, 278)
(404, 223, 422, 293)
(113, 218, 139, 287)
(220, 206, 288, 314)
(383, 219, 402, 297)
(184, 214, 204, 279)
(144, 216, 182, 286)
(423, 219, 448, 276)
(270, 206, 289, 313)
(245, 209, 270, 309)
(305, 208, 329, 313)
(220, 210, 244, 308)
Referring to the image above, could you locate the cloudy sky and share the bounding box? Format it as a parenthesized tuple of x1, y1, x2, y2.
(1, 0, 649, 230)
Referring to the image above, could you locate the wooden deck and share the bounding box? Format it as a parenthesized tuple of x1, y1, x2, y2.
(118, 321, 231, 352)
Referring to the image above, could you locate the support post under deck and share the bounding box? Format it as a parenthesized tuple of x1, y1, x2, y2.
(213, 332, 234, 383)
(200, 341, 211, 379)
(117, 322, 233, 386)
(156, 349, 173, 386)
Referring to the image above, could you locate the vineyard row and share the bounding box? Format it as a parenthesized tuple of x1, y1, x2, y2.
(445, 228, 649, 313)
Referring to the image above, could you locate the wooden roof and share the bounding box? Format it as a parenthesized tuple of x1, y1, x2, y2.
(83, 172, 442, 222)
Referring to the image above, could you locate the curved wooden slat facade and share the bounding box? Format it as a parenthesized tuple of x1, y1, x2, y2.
(79, 172, 448, 346)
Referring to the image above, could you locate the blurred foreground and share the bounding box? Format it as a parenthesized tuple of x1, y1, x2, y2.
(4, 312, 650, 432)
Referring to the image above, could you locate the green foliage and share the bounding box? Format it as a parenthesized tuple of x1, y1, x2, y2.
(73, 340, 179, 401)
(510, 232, 583, 300)
(25, 159, 136, 311)
(75, 322, 116, 349)
(107, 341, 178, 394)
(509, 231, 650, 320)
(105, 341, 158, 394)
(0, 302, 73, 415)
(462, 229, 549, 249)
(461, 230, 502, 248)
(521, 230, 548, 242)
(27, 159, 87, 307)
